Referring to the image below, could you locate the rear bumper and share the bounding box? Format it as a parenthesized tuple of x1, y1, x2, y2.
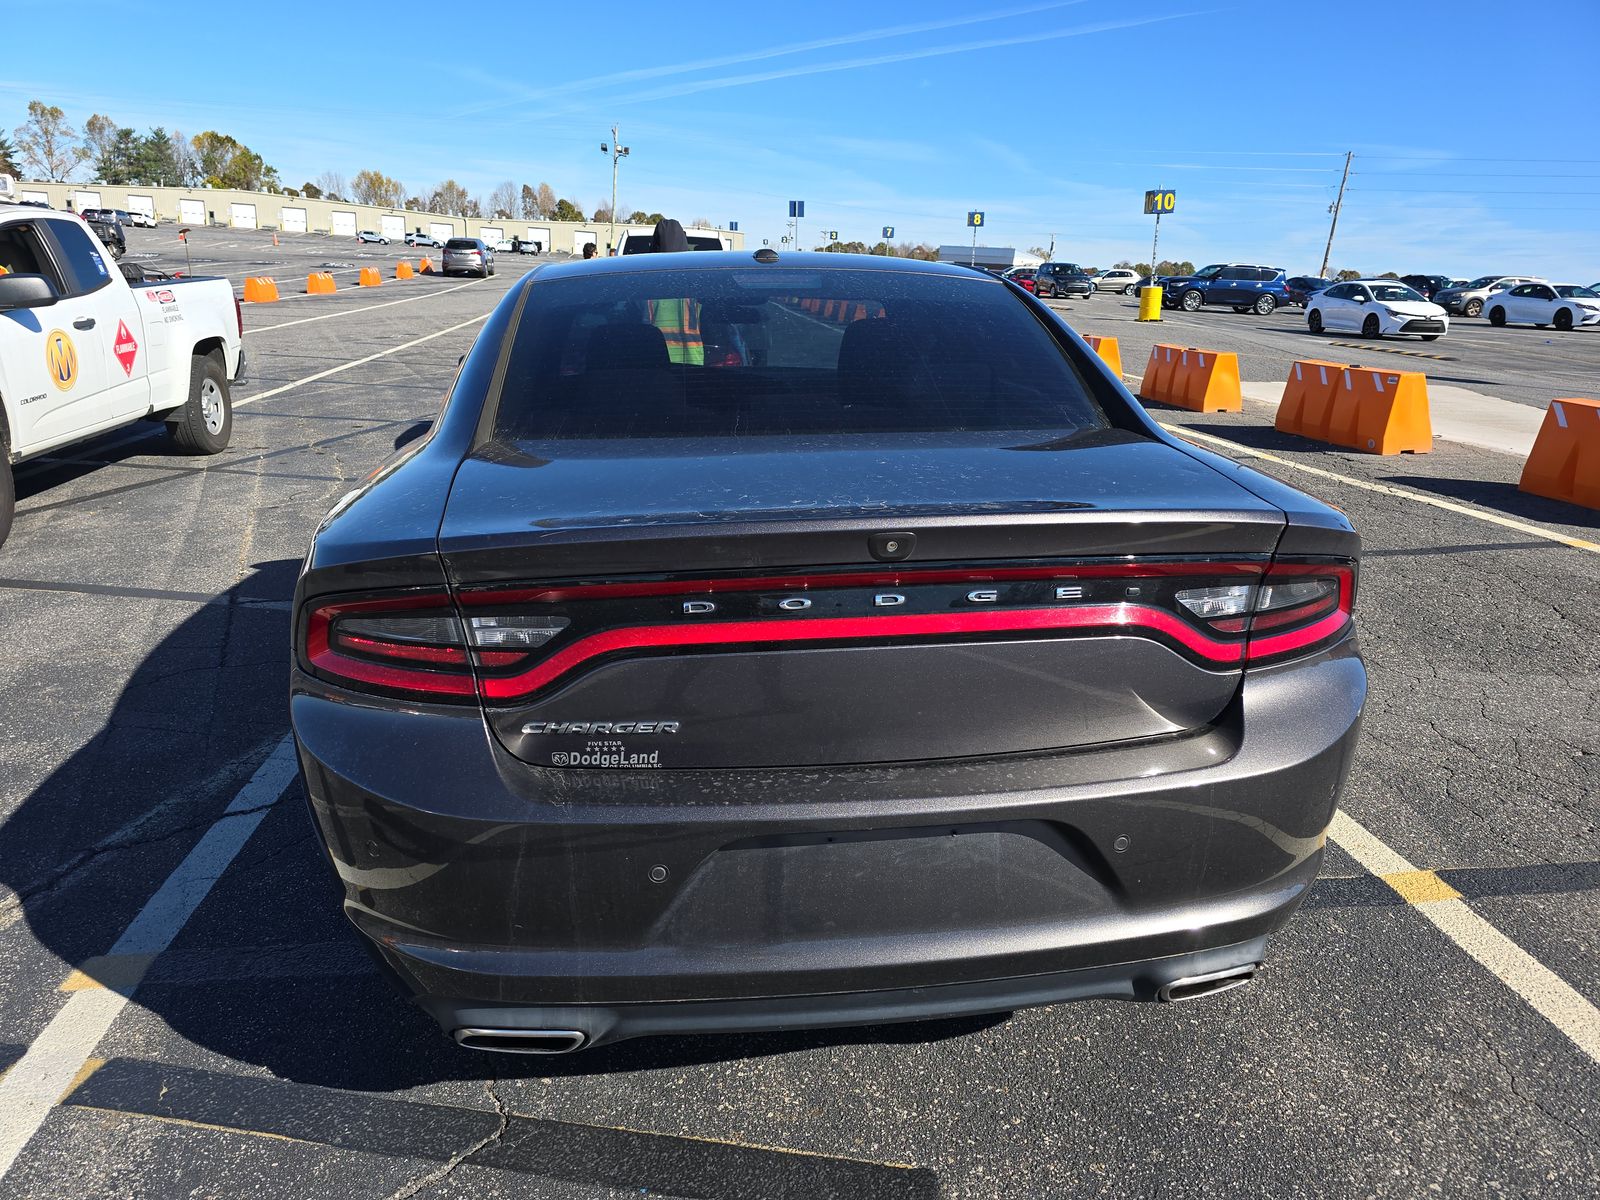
(427, 939, 1270, 1051)
(292, 646, 1365, 1041)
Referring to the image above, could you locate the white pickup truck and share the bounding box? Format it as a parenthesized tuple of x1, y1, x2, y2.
(0, 176, 244, 549)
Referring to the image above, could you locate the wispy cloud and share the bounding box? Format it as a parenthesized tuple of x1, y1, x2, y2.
(452, 1, 1092, 116)
(593, 12, 1211, 107)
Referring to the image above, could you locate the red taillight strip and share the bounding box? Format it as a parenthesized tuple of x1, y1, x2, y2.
(459, 561, 1267, 606)
(305, 593, 473, 699)
(1247, 609, 1351, 659)
(334, 634, 468, 666)
(478, 603, 1243, 701)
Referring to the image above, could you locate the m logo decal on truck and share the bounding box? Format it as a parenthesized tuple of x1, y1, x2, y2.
(45, 330, 77, 390)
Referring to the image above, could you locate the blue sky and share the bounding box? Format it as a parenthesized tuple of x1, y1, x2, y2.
(5, 1, 1598, 279)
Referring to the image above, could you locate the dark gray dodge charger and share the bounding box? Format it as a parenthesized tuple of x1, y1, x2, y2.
(290, 251, 1366, 1054)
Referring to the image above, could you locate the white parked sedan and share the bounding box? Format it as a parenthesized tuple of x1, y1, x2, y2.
(1306, 280, 1449, 340)
(1485, 282, 1600, 332)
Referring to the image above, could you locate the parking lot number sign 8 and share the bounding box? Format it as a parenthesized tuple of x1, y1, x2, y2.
(967, 211, 985, 228)
(1144, 190, 1177, 215)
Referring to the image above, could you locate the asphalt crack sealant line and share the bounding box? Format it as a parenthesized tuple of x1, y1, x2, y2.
(0, 737, 299, 1178)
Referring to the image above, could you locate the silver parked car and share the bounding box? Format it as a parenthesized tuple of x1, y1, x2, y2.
(443, 237, 495, 277)
(1095, 268, 1142, 295)
(1432, 275, 1543, 318)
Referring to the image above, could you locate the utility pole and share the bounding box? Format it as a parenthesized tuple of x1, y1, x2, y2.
(600, 124, 629, 255)
(1319, 151, 1353, 280)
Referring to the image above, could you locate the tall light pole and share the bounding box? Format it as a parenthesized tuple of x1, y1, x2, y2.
(600, 124, 629, 254)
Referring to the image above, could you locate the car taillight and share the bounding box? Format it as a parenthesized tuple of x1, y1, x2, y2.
(304, 560, 1355, 704)
(1243, 559, 1356, 663)
(301, 592, 574, 701)
(233, 295, 243, 338)
(1172, 560, 1352, 662)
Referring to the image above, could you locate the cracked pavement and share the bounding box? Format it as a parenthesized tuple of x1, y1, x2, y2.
(0, 226, 1595, 1197)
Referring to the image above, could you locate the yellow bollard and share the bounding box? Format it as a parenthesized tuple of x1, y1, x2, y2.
(1137, 285, 1163, 322)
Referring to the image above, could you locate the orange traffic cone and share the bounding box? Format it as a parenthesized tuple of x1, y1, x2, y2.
(273, 233, 279, 247)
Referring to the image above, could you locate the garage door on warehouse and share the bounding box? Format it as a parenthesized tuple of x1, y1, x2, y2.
(380, 214, 405, 241)
(526, 227, 550, 250)
(178, 198, 204, 225)
(574, 229, 598, 253)
(280, 207, 307, 233)
(331, 211, 357, 238)
(127, 195, 155, 222)
(229, 203, 257, 229)
(73, 190, 102, 211)
(21, 190, 49, 206)
(479, 227, 503, 245)
(428, 222, 453, 243)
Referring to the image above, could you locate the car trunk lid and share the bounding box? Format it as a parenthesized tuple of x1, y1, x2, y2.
(436, 436, 1285, 769)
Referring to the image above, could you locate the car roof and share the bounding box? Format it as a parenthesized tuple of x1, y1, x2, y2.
(534, 250, 1007, 281)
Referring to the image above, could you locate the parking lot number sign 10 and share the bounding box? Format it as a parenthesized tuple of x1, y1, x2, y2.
(1144, 190, 1177, 215)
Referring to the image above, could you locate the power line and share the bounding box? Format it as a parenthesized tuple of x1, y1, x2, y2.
(1357, 171, 1600, 179)
(1350, 187, 1600, 195)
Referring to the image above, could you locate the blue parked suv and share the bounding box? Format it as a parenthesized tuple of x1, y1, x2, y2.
(1162, 263, 1290, 315)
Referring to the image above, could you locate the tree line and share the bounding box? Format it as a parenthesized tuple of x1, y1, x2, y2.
(3, 99, 707, 226)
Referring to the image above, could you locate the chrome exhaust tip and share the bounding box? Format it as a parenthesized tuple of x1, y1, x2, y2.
(453, 1027, 588, 1054)
(1157, 963, 1259, 1003)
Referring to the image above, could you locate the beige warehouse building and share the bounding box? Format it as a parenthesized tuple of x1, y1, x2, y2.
(13, 180, 741, 255)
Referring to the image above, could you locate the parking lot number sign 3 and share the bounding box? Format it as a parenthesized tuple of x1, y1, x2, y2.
(967, 211, 984, 266)
(1144, 189, 1175, 275)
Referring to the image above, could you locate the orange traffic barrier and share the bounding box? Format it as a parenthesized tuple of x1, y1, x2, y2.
(1137, 344, 1240, 412)
(306, 272, 336, 294)
(1519, 397, 1600, 509)
(1276, 359, 1350, 440)
(1138, 344, 1184, 403)
(358, 267, 382, 287)
(242, 276, 278, 303)
(418, 256, 435, 274)
(1081, 334, 1123, 379)
(1284, 366, 1431, 455)
(396, 261, 414, 279)
(1175, 348, 1241, 412)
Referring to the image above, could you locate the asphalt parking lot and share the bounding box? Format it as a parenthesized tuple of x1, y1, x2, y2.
(0, 227, 1596, 1198)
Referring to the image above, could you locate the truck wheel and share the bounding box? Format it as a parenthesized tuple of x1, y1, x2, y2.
(0, 454, 13, 552)
(168, 353, 233, 455)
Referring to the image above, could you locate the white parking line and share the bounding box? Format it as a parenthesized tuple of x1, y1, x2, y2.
(1161, 422, 1600, 556)
(235, 313, 489, 410)
(1331, 811, 1600, 1064)
(0, 737, 300, 1179)
(247, 278, 486, 331)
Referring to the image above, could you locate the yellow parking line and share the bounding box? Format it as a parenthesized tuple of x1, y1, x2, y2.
(1332, 811, 1600, 1064)
(1381, 869, 1464, 905)
(58, 954, 155, 994)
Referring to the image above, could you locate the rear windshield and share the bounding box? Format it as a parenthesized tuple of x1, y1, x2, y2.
(490, 266, 1110, 444)
(445, 238, 478, 249)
